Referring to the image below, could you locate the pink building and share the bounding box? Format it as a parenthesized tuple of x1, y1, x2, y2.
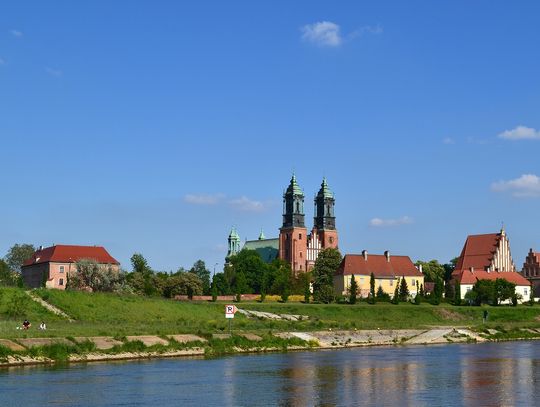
(22, 245, 120, 289)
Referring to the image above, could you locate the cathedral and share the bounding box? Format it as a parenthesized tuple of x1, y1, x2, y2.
(226, 175, 339, 273)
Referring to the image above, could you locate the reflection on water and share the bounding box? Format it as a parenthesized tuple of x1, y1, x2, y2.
(1, 341, 539, 406)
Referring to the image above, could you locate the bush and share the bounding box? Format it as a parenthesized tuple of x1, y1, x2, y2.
(314, 285, 335, 304)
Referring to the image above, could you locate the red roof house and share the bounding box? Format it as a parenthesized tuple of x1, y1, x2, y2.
(452, 229, 531, 302)
(22, 245, 120, 289)
(334, 250, 424, 298)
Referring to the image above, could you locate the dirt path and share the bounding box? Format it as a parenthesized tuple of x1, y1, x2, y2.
(25, 291, 74, 321)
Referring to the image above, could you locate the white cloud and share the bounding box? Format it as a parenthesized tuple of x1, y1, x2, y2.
(301, 21, 342, 47)
(183, 193, 224, 205)
(348, 24, 383, 39)
(491, 174, 540, 198)
(498, 125, 540, 140)
(228, 196, 266, 212)
(45, 67, 63, 77)
(369, 216, 413, 227)
(442, 137, 455, 145)
(10, 29, 23, 37)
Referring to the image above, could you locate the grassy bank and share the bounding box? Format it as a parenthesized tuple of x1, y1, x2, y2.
(0, 288, 539, 340)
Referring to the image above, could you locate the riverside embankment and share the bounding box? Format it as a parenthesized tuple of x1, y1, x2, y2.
(2, 287, 540, 367)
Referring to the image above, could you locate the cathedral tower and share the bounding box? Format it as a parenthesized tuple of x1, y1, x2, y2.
(279, 175, 308, 273)
(226, 227, 241, 263)
(314, 177, 338, 249)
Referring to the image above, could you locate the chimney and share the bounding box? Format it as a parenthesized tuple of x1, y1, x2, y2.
(38, 245, 43, 251)
(384, 250, 390, 262)
(418, 264, 423, 273)
(362, 250, 368, 261)
(470, 267, 474, 274)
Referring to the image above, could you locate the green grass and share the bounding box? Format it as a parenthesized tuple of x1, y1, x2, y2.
(0, 288, 539, 340)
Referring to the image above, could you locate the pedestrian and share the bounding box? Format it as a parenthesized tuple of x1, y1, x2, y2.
(22, 319, 31, 330)
(483, 310, 488, 324)
(39, 321, 47, 330)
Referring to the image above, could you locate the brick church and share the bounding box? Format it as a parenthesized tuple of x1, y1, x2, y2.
(226, 175, 339, 273)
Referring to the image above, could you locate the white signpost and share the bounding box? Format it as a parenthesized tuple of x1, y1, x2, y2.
(225, 304, 237, 335)
(225, 304, 237, 319)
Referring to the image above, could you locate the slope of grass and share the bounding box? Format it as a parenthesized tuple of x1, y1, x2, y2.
(0, 288, 538, 340)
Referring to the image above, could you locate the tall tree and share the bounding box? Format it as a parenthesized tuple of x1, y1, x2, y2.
(130, 253, 151, 274)
(415, 260, 446, 283)
(431, 276, 443, 305)
(189, 260, 211, 295)
(399, 277, 409, 301)
(368, 272, 376, 304)
(0, 259, 20, 286)
(227, 249, 267, 293)
(312, 248, 342, 303)
(4, 243, 35, 274)
(392, 278, 400, 304)
(349, 275, 358, 304)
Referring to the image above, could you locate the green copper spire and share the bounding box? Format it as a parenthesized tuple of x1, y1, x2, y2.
(317, 177, 334, 199)
(258, 229, 266, 240)
(286, 174, 304, 196)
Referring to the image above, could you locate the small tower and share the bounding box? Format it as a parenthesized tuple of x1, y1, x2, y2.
(258, 229, 266, 240)
(314, 177, 338, 249)
(226, 227, 241, 262)
(279, 175, 308, 273)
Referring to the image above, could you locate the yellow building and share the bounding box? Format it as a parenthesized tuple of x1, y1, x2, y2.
(334, 250, 424, 298)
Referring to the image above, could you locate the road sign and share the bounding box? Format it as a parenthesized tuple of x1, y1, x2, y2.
(225, 304, 237, 318)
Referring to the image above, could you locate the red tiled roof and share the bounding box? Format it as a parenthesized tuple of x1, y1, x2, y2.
(454, 233, 501, 272)
(336, 254, 423, 278)
(453, 268, 530, 286)
(22, 245, 120, 266)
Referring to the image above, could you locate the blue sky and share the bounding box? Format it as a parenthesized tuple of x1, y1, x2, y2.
(1, 1, 539, 272)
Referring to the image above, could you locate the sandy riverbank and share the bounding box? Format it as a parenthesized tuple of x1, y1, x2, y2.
(2, 326, 537, 368)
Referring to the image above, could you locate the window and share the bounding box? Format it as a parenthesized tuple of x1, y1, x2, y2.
(411, 279, 415, 286)
(300, 252, 303, 258)
(59, 278, 64, 286)
(299, 233, 302, 240)
(389, 280, 393, 287)
(59, 266, 65, 273)
(329, 237, 334, 244)
(525, 288, 528, 295)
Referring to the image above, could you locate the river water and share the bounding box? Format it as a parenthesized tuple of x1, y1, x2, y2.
(1, 341, 538, 406)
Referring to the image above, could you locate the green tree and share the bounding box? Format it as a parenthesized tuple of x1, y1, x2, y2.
(431, 277, 443, 305)
(211, 279, 218, 302)
(368, 272, 376, 304)
(163, 272, 203, 299)
(4, 243, 35, 274)
(349, 275, 358, 304)
(375, 285, 388, 301)
(444, 279, 455, 300)
(416, 260, 446, 283)
(227, 249, 267, 293)
(399, 276, 409, 301)
(312, 248, 342, 303)
(270, 260, 293, 302)
(454, 280, 461, 305)
(303, 272, 311, 304)
(391, 278, 400, 304)
(189, 260, 211, 295)
(494, 278, 516, 305)
(68, 259, 126, 292)
(212, 272, 231, 295)
(130, 253, 151, 275)
(234, 272, 249, 298)
(0, 259, 20, 287)
(471, 280, 495, 305)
